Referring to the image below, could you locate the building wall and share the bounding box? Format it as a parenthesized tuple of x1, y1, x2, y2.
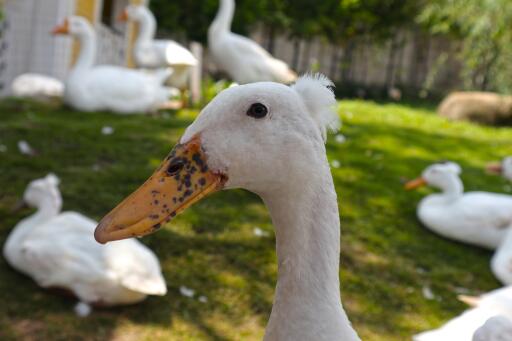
(0, 0, 73, 95)
(0, 0, 139, 96)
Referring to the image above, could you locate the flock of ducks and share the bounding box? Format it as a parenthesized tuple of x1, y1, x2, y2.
(12, 0, 296, 113)
(5, 0, 512, 340)
(407, 158, 512, 341)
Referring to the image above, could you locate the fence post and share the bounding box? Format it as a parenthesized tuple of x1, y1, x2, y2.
(190, 41, 202, 106)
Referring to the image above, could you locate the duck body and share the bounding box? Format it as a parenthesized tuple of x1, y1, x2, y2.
(418, 191, 512, 249)
(54, 16, 170, 114)
(473, 315, 512, 341)
(414, 287, 512, 341)
(408, 162, 512, 249)
(208, 0, 296, 84)
(124, 5, 197, 90)
(11, 73, 64, 100)
(65, 65, 171, 114)
(3, 174, 166, 308)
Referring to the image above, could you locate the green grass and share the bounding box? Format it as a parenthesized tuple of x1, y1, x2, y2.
(0, 98, 511, 340)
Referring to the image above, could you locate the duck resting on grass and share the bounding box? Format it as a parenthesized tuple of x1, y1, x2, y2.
(94, 74, 360, 340)
(487, 156, 512, 182)
(413, 286, 512, 341)
(406, 162, 512, 285)
(405, 162, 512, 250)
(3, 174, 166, 316)
(52, 17, 171, 114)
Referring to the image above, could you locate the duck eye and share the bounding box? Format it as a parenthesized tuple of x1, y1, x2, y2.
(167, 160, 184, 175)
(247, 103, 268, 119)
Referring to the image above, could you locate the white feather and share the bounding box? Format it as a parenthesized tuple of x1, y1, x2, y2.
(292, 74, 340, 142)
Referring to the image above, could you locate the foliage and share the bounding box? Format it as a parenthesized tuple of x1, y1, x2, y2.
(1, 99, 512, 340)
(150, 0, 419, 45)
(418, 0, 512, 93)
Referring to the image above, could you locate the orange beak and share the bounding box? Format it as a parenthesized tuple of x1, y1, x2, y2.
(52, 19, 69, 35)
(404, 177, 427, 190)
(486, 162, 503, 175)
(94, 136, 227, 244)
(118, 9, 129, 22)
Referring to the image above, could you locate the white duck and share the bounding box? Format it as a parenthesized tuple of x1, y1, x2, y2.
(414, 287, 512, 341)
(120, 5, 197, 92)
(473, 315, 512, 341)
(11, 73, 64, 100)
(52, 17, 171, 114)
(405, 162, 512, 250)
(94, 74, 360, 340)
(487, 156, 512, 182)
(3, 174, 166, 314)
(208, 0, 297, 84)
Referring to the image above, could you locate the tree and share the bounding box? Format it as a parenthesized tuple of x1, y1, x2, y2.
(418, 0, 512, 93)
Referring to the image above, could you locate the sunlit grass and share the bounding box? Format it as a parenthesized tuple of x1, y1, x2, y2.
(0, 98, 511, 340)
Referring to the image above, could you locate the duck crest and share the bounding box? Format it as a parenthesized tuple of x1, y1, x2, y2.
(292, 73, 340, 142)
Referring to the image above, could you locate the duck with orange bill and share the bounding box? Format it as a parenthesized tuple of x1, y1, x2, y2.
(94, 74, 361, 340)
(52, 17, 172, 114)
(405, 161, 512, 250)
(414, 286, 512, 341)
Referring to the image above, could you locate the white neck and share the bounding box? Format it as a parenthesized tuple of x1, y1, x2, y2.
(4, 199, 61, 258)
(208, 0, 234, 39)
(134, 9, 156, 47)
(72, 28, 96, 72)
(260, 156, 359, 340)
(435, 176, 464, 201)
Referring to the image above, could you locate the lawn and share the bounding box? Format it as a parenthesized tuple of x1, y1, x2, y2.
(1, 97, 511, 340)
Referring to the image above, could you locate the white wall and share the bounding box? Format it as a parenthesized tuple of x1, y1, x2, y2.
(1, 0, 74, 95)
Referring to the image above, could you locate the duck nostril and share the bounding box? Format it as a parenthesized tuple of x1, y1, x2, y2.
(167, 161, 184, 176)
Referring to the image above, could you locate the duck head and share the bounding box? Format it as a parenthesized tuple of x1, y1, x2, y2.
(52, 16, 93, 38)
(119, 5, 149, 23)
(15, 174, 62, 212)
(405, 162, 462, 191)
(95, 74, 339, 243)
(487, 157, 512, 182)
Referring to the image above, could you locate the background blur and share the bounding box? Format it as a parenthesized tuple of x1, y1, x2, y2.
(0, 0, 511, 100)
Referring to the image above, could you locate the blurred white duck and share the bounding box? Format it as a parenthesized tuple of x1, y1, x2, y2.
(414, 287, 512, 341)
(487, 156, 512, 182)
(405, 162, 512, 249)
(3, 174, 166, 315)
(11, 73, 64, 100)
(120, 4, 197, 93)
(94, 75, 359, 340)
(52, 17, 171, 114)
(473, 315, 512, 341)
(208, 0, 297, 84)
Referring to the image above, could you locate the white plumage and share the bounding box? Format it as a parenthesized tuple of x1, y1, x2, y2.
(473, 315, 512, 341)
(94, 74, 360, 340)
(208, 0, 297, 84)
(53, 16, 171, 114)
(123, 5, 197, 90)
(407, 162, 512, 250)
(3, 174, 166, 311)
(414, 287, 512, 341)
(11, 73, 64, 100)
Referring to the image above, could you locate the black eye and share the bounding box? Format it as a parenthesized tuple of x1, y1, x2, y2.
(247, 103, 268, 119)
(167, 160, 184, 175)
